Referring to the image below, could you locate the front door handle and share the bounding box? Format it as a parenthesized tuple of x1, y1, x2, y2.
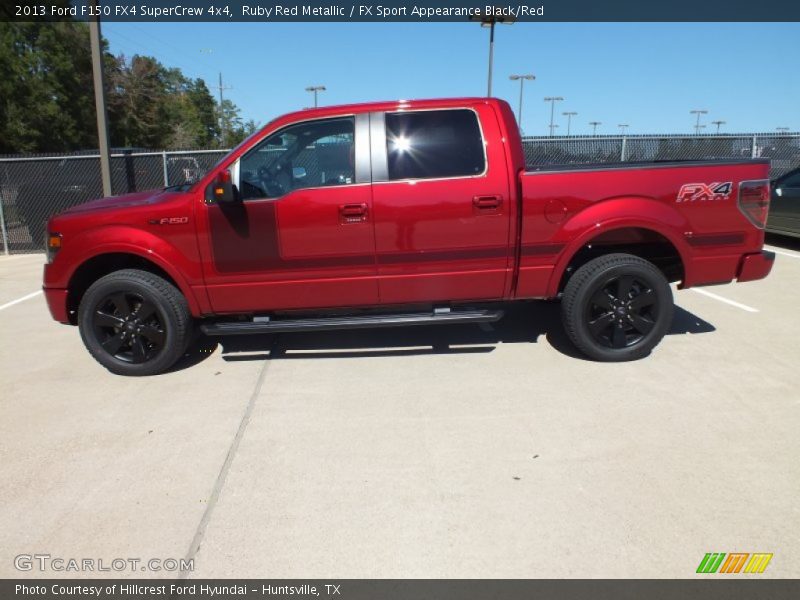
(473, 195, 503, 212)
(339, 203, 368, 224)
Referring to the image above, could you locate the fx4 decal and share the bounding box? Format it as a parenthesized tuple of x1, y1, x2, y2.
(677, 182, 733, 203)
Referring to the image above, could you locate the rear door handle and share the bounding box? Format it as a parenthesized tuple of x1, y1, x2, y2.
(339, 203, 368, 223)
(473, 195, 503, 211)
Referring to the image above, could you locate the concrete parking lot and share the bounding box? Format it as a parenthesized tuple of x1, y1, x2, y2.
(1, 237, 799, 579)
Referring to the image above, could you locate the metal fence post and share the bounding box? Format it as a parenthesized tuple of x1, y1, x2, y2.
(162, 151, 169, 187)
(0, 194, 9, 255)
(0, 164, 10, 255)
(621, 136, 627, 161)
(752, 135, 758, 158)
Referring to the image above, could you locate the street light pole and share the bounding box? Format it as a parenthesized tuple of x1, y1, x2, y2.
(589, 121, 601, 135)
(509, 74, 535, 132)
(690, 109, 708, 134)
(618, 124, 629, 135)
(562, 111, 577, 136)
(711, 120, 726, 134)
(305, 85, 326, 108)
(544, 96, 564, 136)
(470, 11, 515, 96)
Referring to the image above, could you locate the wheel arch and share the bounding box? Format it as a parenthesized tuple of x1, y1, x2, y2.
(547, 198, 691, 297)
(66, 249, 201, 324)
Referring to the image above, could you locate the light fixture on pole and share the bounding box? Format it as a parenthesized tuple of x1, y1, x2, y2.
(305, 85, 326, 108)
(589, 121, 601, 135)
(470, 10, 515, 97)
(776, 127, 790, 133)
(711, 120, 726, 133)
(690, 109, 708, 134)
(562, 111, 577, 136)
(618, 124, 629, 135)
(509, 74, 535, 132)
(544, 97, 564, 136)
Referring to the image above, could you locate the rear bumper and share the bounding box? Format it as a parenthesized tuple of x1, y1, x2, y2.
(737, 250, 775, 283)
(43, 287, 70, 323)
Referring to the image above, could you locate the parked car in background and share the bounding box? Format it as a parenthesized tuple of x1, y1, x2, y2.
(767, 167, 800, 238)
(43, 98, 775, 375)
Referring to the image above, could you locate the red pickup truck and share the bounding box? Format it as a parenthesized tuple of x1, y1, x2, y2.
(43, 98, 774, 375)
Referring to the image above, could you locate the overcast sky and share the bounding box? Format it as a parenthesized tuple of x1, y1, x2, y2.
(102, 21, 800, 135)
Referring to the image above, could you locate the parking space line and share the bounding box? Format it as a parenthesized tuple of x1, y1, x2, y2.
(690, 288, 758, 313)
(765, 246, 800, 259)
(0, 290, 42, 311)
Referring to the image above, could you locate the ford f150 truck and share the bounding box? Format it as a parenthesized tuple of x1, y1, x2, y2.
(43, 98, 775, 375)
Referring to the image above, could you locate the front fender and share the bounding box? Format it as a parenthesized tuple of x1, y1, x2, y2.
(47, 225, 207, 316)
(546, 196, 692, 297)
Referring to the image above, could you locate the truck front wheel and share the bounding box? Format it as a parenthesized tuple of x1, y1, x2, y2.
(78, 269, 192, 376)
(561, 253, 673, 361)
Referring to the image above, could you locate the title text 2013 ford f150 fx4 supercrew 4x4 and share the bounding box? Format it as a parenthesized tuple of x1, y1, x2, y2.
(43, 98, 775, 375)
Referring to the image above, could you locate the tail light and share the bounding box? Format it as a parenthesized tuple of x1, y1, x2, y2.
(738, 179, 770, 229)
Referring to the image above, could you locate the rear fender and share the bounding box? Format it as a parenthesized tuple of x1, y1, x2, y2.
(546, 196, 691, 297)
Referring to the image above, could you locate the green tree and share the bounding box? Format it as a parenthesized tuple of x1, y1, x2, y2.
(0, 18, 96, 153)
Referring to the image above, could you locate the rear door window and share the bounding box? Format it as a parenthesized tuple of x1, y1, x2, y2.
(385, 109, 485, 181)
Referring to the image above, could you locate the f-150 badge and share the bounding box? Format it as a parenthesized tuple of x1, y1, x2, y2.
(677, 182, 733, 203)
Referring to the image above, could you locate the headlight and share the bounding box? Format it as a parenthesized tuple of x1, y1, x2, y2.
(46, 232, 62, 263)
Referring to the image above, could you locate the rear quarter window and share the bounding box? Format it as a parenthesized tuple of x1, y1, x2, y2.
(385, 109, 485, 181)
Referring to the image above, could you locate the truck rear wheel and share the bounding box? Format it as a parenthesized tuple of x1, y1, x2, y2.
(78, 269, 192, 376)
(561, 253, 673, 361)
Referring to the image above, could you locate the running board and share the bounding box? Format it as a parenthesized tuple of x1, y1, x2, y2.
(200, 309, 504, 336)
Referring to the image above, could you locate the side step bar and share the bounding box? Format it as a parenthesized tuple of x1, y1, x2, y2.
(200, 309, 504, 336)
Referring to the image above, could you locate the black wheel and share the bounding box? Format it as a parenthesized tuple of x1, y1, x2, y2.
(561, 253, 673, 361)
(78, 269, 192, 376)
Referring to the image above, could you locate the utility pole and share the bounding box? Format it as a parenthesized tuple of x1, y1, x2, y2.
(589, 121, 601, 135)
(305, 85, 326, 108)
(563, 111, 577, 136)
(211, 73, 233, 146)
(544, 97, 564, 136)
(690, 109, 708, 134)
(470, 11, 515, 96)
(88, 0, 111, 197)
(509, 74, 535, 132)
(618, 124, 629, 134)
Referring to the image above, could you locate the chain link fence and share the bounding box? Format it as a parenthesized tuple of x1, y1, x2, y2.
(1, 134, 798, 254)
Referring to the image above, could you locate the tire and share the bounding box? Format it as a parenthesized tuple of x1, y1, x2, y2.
(561, 253, 673, 362)
(78, 269, 192, 376)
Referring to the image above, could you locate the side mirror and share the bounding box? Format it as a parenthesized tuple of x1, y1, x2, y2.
(292, 166, 307, 180)
(207, 169, 237, 203)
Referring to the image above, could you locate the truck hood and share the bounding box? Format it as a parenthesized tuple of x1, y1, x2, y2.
(63, 189, 173, 214)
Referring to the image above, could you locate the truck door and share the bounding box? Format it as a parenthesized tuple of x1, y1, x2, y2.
(369, 106, 513, 304)
(200, 114, 378, 313)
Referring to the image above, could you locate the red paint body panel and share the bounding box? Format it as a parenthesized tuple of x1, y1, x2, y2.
(42, 97, 772, 324)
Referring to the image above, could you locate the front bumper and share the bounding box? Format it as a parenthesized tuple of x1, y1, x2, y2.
(737, 250, 775, 283)
(43, 287, 70, 323)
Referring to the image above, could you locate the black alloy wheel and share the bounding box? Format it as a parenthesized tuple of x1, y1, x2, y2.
(92, 291, 166, 363)
(585, 275, 658, 349)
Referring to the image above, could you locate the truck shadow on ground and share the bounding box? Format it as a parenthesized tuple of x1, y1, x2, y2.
(172, 302, 715, 371)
